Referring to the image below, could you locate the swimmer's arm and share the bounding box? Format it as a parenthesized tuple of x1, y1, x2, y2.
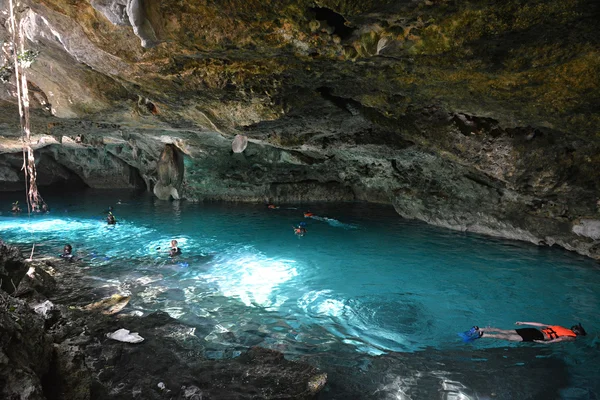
(533, 337, 575, 344)
(515, 321, 548, 327)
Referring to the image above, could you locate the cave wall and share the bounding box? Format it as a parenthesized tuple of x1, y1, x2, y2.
(0, 0, 598, 259)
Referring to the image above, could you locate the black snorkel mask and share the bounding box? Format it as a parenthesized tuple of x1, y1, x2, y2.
(571, 323, 587, 336)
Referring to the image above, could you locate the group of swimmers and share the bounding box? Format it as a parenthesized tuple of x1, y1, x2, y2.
(266, 204, 311, 236)
(272, 203, 591, 344)
(9, 201, 49, 214)
(58, 204, 181, 262)
(291, 211, 322, 236)
(105, 206, 179, 256)
(11, 200, 589, 345)
(60, 239, 182, 262)
(290, 210, 341, 236)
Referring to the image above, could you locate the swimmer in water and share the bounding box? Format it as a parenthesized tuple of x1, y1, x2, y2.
(293, 222, 307, 236)
(60, 244, 74, 261)
(106, 212, 116, 225)
(169, 240, 182, 257)
(267, 204, 279, 209)
(466, 321, 587, 343)
(303, 211, 314, 218)
(11, 201, 21, 213)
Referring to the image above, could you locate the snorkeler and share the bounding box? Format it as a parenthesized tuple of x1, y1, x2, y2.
(11, 201, 21, 213)
(303, 211, 314, 218)
(169, 240, 182, 257)
(267, 204, 279, 209)
(462, 321, 587, 343)
(293, 222, 307, 236)
(60, 244, 74, 261)
(107, 212, 117, 225)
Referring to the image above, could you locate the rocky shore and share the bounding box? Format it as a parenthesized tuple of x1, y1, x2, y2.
(0, 240, 326, 399)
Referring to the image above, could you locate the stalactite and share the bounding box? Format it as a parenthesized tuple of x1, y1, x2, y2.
(9, 0, 45, 213)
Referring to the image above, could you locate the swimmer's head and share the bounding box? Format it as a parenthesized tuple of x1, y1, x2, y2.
(571, 323, 587, 336)
(64, 244, 72, 253)
(171, 240, 178, 247)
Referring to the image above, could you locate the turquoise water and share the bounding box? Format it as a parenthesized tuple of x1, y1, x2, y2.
(1, 190, 599, 399)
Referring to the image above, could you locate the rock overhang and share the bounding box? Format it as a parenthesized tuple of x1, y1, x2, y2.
(0, 0, 598, 259)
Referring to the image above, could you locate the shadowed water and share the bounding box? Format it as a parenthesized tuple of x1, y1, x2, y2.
(1, 190, 599, 399)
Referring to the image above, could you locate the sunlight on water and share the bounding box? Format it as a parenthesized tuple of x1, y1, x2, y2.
(207, 254, 298, 308)
(0, 218, 99, 233)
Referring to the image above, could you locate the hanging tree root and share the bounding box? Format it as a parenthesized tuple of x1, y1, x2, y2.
(9, 0, 46, 214)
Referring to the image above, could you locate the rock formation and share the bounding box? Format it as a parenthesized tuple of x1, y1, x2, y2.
(0, 0, 598, 258)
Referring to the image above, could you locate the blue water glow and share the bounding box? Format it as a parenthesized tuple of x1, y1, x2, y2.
(1, 190, 599, 398)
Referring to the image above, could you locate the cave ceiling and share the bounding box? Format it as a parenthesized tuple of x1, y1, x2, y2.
(0, 0, 599, 258)
(0, 0, 595, 137)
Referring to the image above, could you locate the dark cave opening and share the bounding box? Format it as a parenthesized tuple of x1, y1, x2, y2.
(0, 152, 89, 193)
(0, 149, 148, 195)
(316, 86, 362, 115)
(309, 7, 355, 39)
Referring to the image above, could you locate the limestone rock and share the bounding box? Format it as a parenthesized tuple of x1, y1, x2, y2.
(0, 294, 53, 400)
(232, 134, 248, 153)
(572, 219, 600, 240)
(0, 240, 27, 294)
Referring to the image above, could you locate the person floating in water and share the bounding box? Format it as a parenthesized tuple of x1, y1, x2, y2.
(464, 321, 587, 343)
(106, 211, 117, 225)
(31, 202, 49, 213)
(293, 222, 307, 236)
(267, 204, 279, 209)
(11, 201, 21, 213)
(169, 240, 182, 257)
(303, 211, 314, 218)
(60, 244, 74, 261)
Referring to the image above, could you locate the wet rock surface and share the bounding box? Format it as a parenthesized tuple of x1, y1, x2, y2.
(0, 239, 29, 294)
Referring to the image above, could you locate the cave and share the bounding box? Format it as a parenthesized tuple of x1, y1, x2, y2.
(0, 1, 599, 399)
(309, 7, 355, 39)
(0, 152, 88, 192)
